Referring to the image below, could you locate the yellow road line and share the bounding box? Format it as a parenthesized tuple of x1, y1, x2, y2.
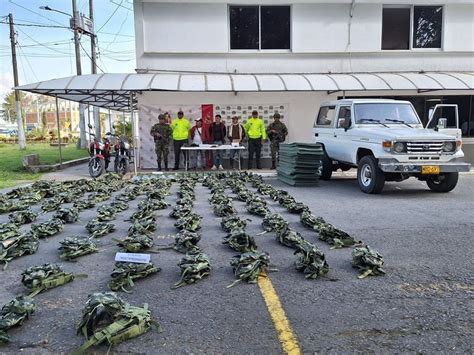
(257, 274, 301, 355)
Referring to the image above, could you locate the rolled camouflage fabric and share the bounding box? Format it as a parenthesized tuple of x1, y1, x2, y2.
(228, 251, 271, 287)
(86, 219, 116, 238)
(87, 190, 111, 203)
(73, 199, 96, 211)
(314, 218, 355, 249)
(0, 223, 20, 241)
(129, 209, 154, 222)
(223, 229, 258, 253)
(41, 197, 64, 212)
(53, 207, 80, 223)
(221, 215, 248, 233)
(59, 237, 98, 260)
(174, 213, 202, 232)
(300, 210, 319, 229)
(8, 209, 38, 225)
(256, 183, 276, 196)
(0, 232, 39, 269)
(262, 214, 288, 233)
(115, 233, 154, 253)
(58, 190, 80, 203)
(172, 252, 211, 289)
(0, 200, 14, 214)
(276, 225, 306, 249)
(172, 230, 201, 253)
(6, 186, 31, 199)
(235, 189, 253, 202)
(294, 240, 329, 279)
(21, 263, 75, 296)
(352, 245, 385, 278)
(109, 262, 160, 292)
(31, 218, 64, 239)
(138, 198, 168, 211)
(247, 196, 267, 206)
(0, 295, 36, 343)
(246, 201, 270, 217)
(18, 191, 44, 205)
(110, 200, 129, 212)
(285, 201, 309, 214)
(97, 205, 116, 222)
(278, 195, 296, 208)
(213, 203, 237, 218)
(169, 205, 192, 219)
(127, 219, 156, 236)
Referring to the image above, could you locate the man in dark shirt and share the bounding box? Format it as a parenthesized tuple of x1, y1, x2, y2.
(209, 114, 226, 170)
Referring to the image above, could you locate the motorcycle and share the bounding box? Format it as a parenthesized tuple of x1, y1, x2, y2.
(87, 124, 112, 178)
(113, 135, 133, 175)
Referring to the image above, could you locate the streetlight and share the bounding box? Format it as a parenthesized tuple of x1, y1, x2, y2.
(39, 5, 72, 18)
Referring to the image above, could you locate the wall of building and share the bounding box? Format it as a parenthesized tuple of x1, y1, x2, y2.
(134, 1, 474, 73)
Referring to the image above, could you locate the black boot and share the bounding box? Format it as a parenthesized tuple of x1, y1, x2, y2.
(271, 160, 276, 170)
(164, 161, 169, 171)
(158, 162, 162, 171)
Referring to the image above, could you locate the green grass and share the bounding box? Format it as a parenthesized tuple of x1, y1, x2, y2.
(0, 143, 89, 189)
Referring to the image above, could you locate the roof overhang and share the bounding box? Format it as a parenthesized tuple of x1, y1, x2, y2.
(15, 72, 474, 111)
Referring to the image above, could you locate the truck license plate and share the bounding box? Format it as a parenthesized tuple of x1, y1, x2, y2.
(421, 166, 440, 174)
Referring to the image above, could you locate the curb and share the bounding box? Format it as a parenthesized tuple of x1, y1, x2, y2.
(26, 157, 89, 173)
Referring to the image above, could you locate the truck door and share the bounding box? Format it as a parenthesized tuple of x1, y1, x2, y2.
(332, 105, 354, 163)
(426, 104, 461, 139)
(313, 105, 336, 157)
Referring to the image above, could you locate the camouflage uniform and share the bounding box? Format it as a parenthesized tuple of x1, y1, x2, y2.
(150, 123, 172, 170)
(267, 121, 288, 168)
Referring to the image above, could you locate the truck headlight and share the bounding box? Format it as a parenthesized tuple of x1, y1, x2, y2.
(442, 141, 455, 152)
(393, 142, 405, 153)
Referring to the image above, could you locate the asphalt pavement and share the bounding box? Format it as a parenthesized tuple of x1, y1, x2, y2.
(0, 173, 472, 354)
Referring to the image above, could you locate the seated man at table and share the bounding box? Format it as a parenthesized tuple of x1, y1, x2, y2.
(209, 114, 227, 170)
(227, 116, 246, 169)
(189, 118, 204, 169)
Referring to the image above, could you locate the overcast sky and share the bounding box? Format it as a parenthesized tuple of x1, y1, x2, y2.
(0, 0, 136, 100)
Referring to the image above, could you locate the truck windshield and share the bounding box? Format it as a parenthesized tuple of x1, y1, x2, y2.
(354, 103, 421, 125)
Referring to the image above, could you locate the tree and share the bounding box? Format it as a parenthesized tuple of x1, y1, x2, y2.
(2, 90, 29, 123)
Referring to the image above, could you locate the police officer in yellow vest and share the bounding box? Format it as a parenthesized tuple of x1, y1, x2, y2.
(244, 110, 267, 169)
(171, 110, 191, 170)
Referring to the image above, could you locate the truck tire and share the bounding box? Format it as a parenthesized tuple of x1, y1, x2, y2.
(320, 150, 333, 180)
(357, 156, 385, 194)
(426, 172, 458, 193)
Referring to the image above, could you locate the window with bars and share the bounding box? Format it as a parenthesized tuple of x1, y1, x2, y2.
(229, 6, 291, 50)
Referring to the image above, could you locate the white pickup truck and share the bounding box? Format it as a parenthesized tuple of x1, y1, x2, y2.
(313, 99, 471, 194)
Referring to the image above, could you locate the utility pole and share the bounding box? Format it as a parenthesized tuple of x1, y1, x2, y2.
(72, 0, 87, 149)
(8, 14, 26, 150)
(89, 0, 101, 138)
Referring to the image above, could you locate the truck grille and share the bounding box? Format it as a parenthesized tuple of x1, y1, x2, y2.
(406, 141, 444, 154)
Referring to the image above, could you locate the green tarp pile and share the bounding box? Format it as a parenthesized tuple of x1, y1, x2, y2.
(277, 143, 323, 186)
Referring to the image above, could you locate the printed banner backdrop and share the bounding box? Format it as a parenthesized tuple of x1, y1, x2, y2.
(138, 103, 288, 169)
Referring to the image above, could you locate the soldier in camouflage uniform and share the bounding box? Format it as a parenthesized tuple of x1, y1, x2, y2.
(150, 114, 172, 170)
(266, 113, 288, 169)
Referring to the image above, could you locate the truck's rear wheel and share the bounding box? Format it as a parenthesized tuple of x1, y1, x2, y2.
(357, 156, 385, 194)
(426, 172, 458, 193)
(320, 149, 333, 180)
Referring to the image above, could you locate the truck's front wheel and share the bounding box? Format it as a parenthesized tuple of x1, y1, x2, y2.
(320, 150, 333, 180)
(426, 172, 458, 193)
(357, 156, 385, 194)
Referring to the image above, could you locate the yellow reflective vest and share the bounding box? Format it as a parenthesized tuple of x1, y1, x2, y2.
(171, 117, 191, 140)
(244, 118, 267, 139)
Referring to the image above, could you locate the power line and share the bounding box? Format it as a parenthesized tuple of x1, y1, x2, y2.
(17, 44, 40, 82)
(0, 21, 70, 29)
(79, 40, 105, 73)
(8, 0, 68, 27)
(103, 7, 130, 50)
(17, 27, 72, 55)
(97, 0, 124, 33)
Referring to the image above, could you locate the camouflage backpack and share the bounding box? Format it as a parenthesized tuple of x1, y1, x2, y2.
(171, 230, 201, 254)
(300, 210, 319, 229)
(8, 209, 38, 225)
(221, 215, 248, 233)
(223, 229, 258, 253)
(213, 203, 237, 217)
(128, 219, 156, 236)
(109, 262, 160, 293)
(73, 199, 96, 211)
(262, 214, 288, 233)
(21, 263, 75, 296)
(172, 252, 211, 289)
(246, 201, 269, 217)
(115, 233, 154, 253)
(53, 207, 80, 223)
(174, 213, 202, 232)
(286, 201, 309, 214)
(97, 205, 117, 222)
(294, 241, 329, 279)
(59, 237, 98, 260)
(315, 219, 355, 249)
(228, 252, 271, 287)
(110, 200, 129, 212)
(86, 219, 116, 238)
(352, 246, 386, 279)
(0, 223, 20, 241)
(0, 296, 36, 343)
(0, 233, 39, 269)
(41, 197, 64, 212)
(276, 225, 306, 249)
(31, 218, 64, 238)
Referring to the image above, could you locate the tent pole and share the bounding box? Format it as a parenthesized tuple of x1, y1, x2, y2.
(55, 96, 63, 168)
(130, 91, 138, 175)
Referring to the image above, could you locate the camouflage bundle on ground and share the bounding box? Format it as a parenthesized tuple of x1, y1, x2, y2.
(53, 207, 80, 223)
(249, 174, 264, 188)
(276, 225, 306, 248)
(109, 262, 160, 292)
(41, 197, 64, 212)
(87, 189, 112, 203)
(247, 196, 267, 206)
(0, 233, 39, 269)
(128, 218, 156, 235)
(246, 201, 270, 217)
(234, 188, 252, 202)
(262, 214, 288, 233)
(114, 191, 135, 202)
(213, 203, 237, 217)
(73, 198, 96, 211)
(352, 246, 386, 279)
(174, 213, 202, 232)
(228, 252, 271, 287)
(8, 209, 38, 225)
(223, 229, 258, 253)
(300, 210, 319, 229)
(110, 200, 129, 212)
(138, 198, 169, 211)
(5, 186, 31, 199)
(221, 215, 248, 233)
(172, 230, 201, 253)
(21, 263, 74, 296)
(278, 195, 296, 208)
(75, 292, 159, 354)
(18, 191, 44, 205)
(285, 201, 309, 214)
(31, 218, 64, 238)
(0, 199, 15, 214)
(209, 192, 231, 206)
(59, 237, 98, 260)
(169, 205, 192, 219)
(172, 252, 211, 289)
(314, 218, 355, 249)
(115, 233, 154, 253)
(0, 223, 20, 240)
(294, 241, 329, 279)
(96, 205, 116, 222)
(256, 183, 276, 196)
(58, 190, 82, 204)
(0, 296, 36, 343)
(86, 219, 116, 238)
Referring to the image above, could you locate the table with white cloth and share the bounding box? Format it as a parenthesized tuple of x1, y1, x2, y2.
(180, 144, 246, 171)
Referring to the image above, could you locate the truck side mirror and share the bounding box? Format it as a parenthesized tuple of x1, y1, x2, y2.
(437, 118, 447, 129)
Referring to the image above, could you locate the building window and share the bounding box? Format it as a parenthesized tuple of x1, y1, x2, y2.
(382, 6, 443, 50)
(229, 6, 290, 50)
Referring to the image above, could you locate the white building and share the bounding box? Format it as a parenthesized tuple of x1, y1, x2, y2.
(132, 0, 474, 167)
